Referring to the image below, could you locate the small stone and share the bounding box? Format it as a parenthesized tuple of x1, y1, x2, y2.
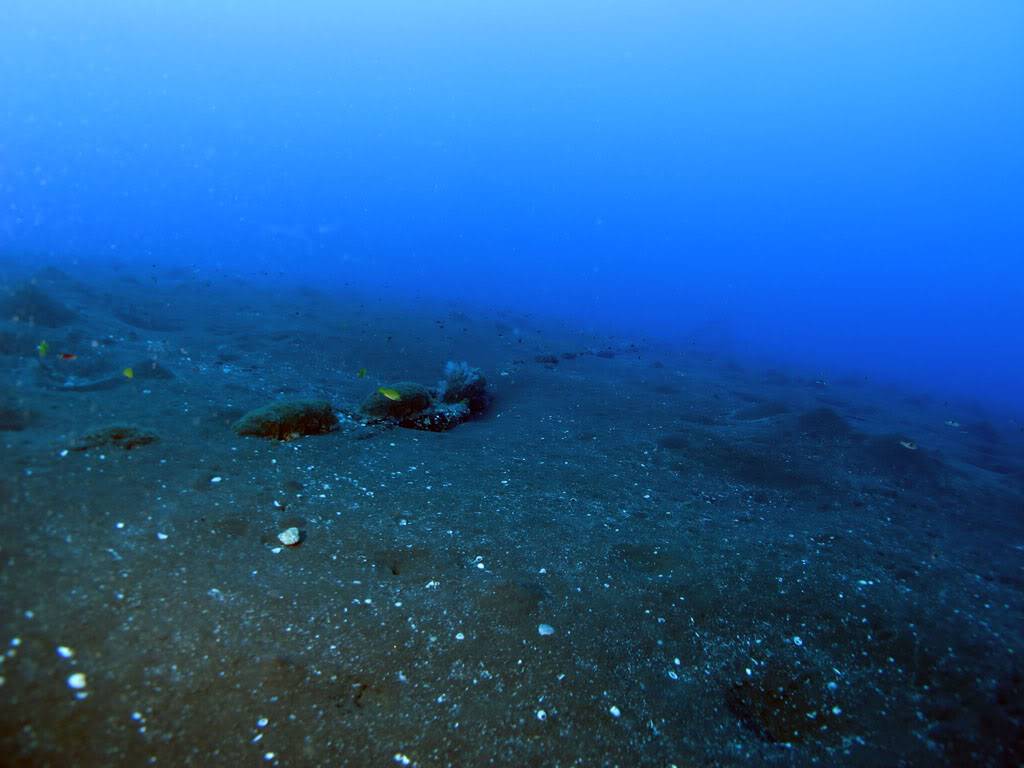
(537, 624, 556, 637)
(609, 705, 621, 718)
(277, 527, 301, 546)
(67, 672, 87, 690)
(56, 646, 74, 659)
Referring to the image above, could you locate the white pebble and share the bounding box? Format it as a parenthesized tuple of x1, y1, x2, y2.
(455, 632, 465, 641)
(832, 705, 842, 715)
(536, 709, 547, 721)
(537, 624, 556, 637)
(792, 635, 803, 646)
(609, 705, 621, 718)
(211, 476, 223, 483)
(156, 532, 169, 541)
(257, 717, 269, 728)
(67, 672, 87, 690)
(393, 755, 412, 766)
(277, 527, 301, 546)
(56, 646, 74, 659)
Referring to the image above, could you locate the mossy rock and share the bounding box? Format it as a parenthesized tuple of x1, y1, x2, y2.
(360, 383, 432, 420)
(400, 401, 471, 432)
(234, 400, 337, 440)
(72, 425, 159, 451)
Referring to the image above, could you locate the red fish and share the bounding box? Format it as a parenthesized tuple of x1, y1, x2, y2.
(60, 353, 77, 360)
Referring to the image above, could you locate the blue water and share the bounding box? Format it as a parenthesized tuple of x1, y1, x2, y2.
(2, 5, 1024, 765)
(3, 1, 1022, 410)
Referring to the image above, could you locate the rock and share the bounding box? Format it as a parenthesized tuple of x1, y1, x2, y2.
(277, 527, 301, 546)
(358, 364, 492, 432)
(438, 361, 490, 413)
(360, 382, 432, 420)
(233, 400, 338, 440)
(71, 425, 159, 451)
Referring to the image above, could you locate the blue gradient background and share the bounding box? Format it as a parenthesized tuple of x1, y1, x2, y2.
(2, 1, 1021, 408)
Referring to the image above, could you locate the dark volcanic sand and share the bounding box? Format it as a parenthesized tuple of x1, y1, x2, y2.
(1, 261, 1022, 767)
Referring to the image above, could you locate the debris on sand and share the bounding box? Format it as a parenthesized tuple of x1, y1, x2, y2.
(233, 399, 338, 440)
(71, 425, 159, 451)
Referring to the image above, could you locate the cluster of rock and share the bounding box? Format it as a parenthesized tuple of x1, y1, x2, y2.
(232, 361, 490, 440)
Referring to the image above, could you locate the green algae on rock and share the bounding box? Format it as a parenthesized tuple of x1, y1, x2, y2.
(359, 382, 432, 420)
(233, 400, 338, 440)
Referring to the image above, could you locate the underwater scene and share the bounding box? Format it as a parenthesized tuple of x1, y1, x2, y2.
(1, 2, 1022, 767)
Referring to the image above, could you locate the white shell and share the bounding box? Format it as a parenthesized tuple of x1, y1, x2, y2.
(277, 527, 301, 546)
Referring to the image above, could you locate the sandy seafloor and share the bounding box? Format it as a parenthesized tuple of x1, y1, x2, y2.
(0, 259, 1022, 768)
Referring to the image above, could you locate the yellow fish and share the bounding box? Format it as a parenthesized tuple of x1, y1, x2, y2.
(357, 367, 367, 379)
(378, 386, 401, 401)
(122, 367, 134, 379)
(37, 340, 49, 358)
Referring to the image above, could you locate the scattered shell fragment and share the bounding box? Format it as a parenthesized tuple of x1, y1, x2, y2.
(899, 440, 918, 451)
(277, 527, 301, 546)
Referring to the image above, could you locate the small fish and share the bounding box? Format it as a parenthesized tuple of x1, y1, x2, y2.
(378, 386, 401, 401)
(122, 367, 134, 379)
(37, 340, 49, 358)
(60, 353, 78, 361)
(357, 367, 367, 379)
